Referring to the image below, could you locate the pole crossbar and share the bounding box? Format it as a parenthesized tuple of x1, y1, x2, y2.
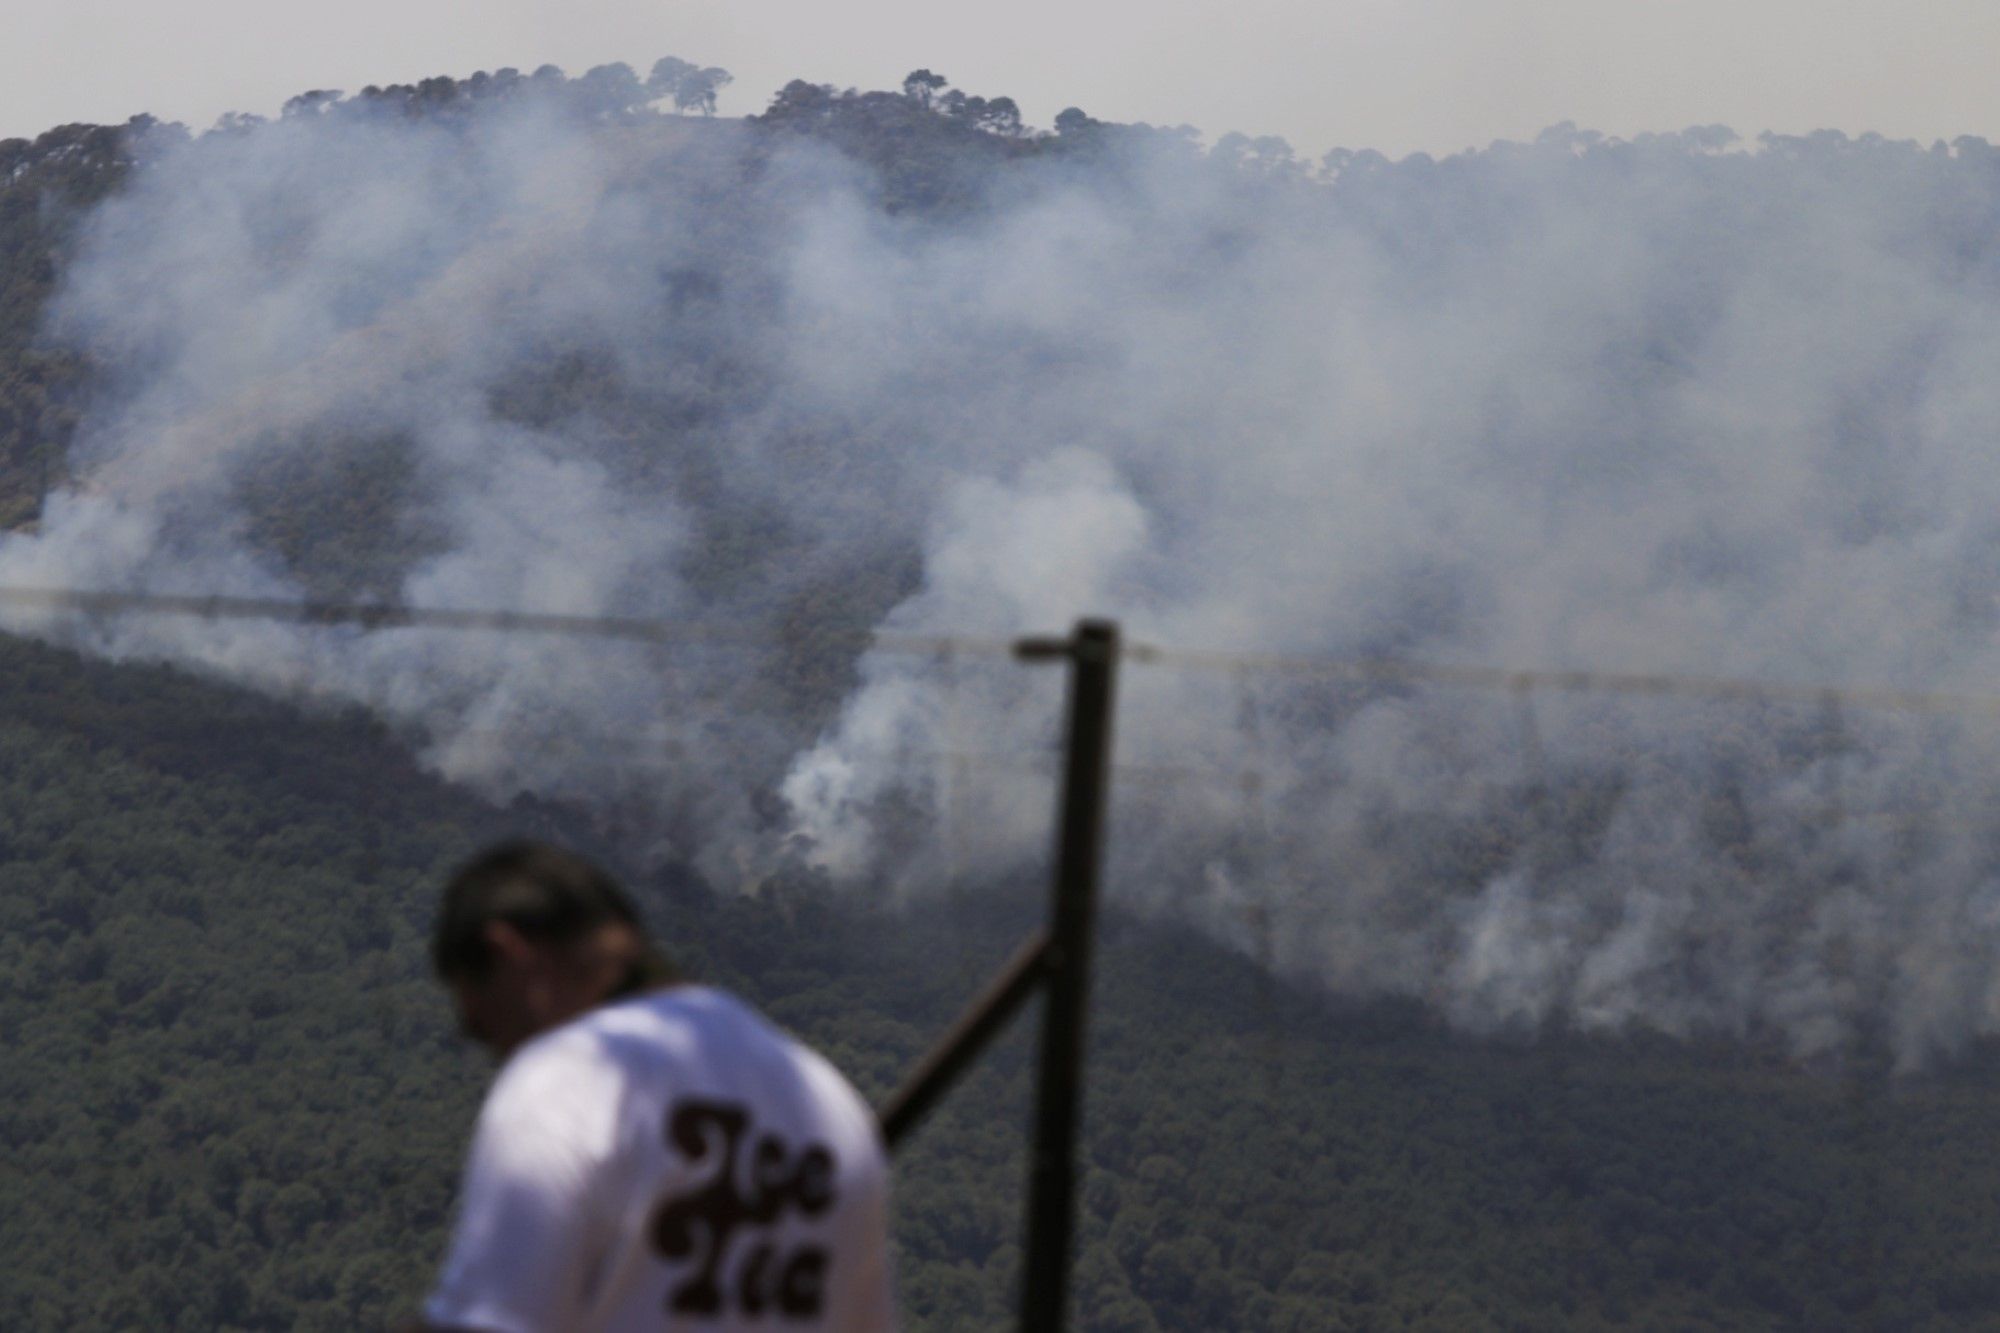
(877, 928, 1052, 1150)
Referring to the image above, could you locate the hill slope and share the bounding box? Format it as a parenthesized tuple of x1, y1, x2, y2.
(7, 631, 2000, 1330)
(14, 63, 2000, 1332)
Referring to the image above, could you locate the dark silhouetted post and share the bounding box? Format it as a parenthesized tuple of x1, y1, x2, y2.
(1018, 619, 1119, 1333)
(868, 619, 1120, 1332)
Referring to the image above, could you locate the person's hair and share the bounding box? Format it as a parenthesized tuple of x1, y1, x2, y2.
(432, 840, 677, 991)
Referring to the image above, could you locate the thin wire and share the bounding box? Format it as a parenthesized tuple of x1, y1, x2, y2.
(0, 585, 1019, 659)
(1128, 641, 2000, 720)
(10, 585, 1987, 899)
(9, 582, 2000, 718)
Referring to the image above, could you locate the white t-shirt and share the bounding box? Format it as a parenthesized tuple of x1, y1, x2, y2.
(424, 986, 895, 1332)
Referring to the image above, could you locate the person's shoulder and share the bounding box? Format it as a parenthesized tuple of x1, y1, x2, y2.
(670, 988, 882, 1148)
(556, 984, 756, 1076)
(635, 989, 874, 1104)
(620, 983, 769, 1036)
(469, 1018, 634, 1162)
(656, 986, 819, 1051)
(488, 1008, 631, 1105)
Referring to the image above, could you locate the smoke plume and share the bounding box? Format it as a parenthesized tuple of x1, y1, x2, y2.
(12, 80, 2000, 1064)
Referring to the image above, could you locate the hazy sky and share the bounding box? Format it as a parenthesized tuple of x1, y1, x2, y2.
(8, 1, 2000, 156)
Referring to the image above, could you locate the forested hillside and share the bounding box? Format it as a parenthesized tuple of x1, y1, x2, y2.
(14, 59, 2000, 1332)
(7, 628, 2000, 1330)
(0, 117, 152, 526)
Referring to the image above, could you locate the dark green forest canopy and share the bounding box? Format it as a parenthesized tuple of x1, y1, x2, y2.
(0, 117, 156, 527)
(7, 626, 2000, 1330)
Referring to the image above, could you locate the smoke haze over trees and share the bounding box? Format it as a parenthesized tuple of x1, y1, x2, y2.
(11, 62, 2000, 1068)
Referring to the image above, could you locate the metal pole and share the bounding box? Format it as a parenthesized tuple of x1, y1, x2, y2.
(1018, 619, 1119, 1333)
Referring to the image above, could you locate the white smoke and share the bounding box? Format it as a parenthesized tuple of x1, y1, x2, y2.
(12, 89, 2000, 1062)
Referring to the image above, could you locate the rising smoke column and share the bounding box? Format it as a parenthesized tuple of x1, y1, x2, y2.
(11, 86, 2000, 1062)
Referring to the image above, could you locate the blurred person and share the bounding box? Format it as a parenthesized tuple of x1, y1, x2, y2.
(406, 840, 895, 1332)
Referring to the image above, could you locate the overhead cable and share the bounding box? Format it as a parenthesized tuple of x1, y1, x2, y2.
(8, 583, 2000, 718)
(1127, 643, 2000, 719)
(0, 584, 1019, 659)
